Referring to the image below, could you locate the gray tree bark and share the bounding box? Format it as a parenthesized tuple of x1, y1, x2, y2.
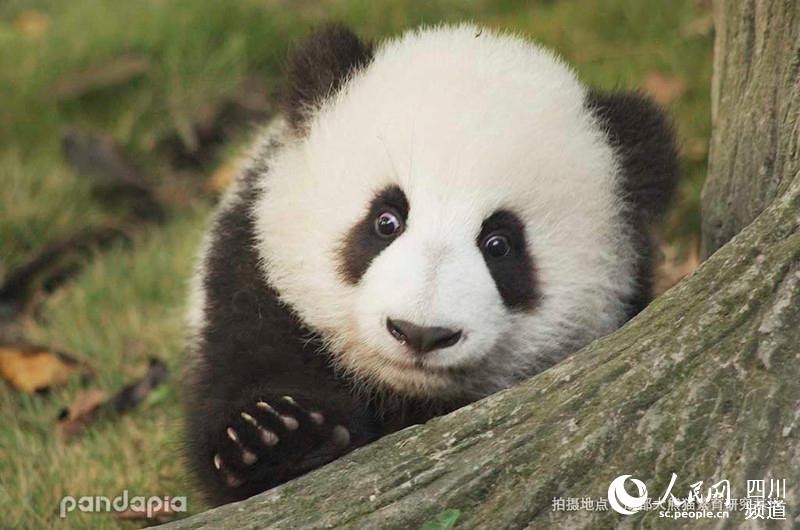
(159, 0, 800, 527)
(701, 0, 799, 258)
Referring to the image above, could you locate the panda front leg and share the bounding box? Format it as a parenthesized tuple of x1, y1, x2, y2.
(202, 389, 362, 502)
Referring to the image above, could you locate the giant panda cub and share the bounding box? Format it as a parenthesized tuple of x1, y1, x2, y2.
(184, 23, 678, 505)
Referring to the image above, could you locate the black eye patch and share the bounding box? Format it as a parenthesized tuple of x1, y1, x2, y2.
(477, 210, 538, 311)
(338, 185, 409, 284)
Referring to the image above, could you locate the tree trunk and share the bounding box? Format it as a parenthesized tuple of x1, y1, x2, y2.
(701, 0, 800, 258)
(158, 1, 800, 527)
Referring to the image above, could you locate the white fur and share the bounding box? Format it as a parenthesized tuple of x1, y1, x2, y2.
(251, 25, 637, 397)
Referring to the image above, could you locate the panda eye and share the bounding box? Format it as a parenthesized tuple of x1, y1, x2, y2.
(482, 234, 511, 258)
(374, 210, 404, 238)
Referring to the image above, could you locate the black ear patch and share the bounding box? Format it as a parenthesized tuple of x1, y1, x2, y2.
(285, 23, 374, 133)
(585, 90, 679, 224)
(587, 90, 679, 317)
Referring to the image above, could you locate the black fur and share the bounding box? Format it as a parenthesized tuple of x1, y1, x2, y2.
(477, 210, 539, 310)
(585, 89, 679, 316)
(184, 166, 373, 505)
(338, 185, 409, 284)
(284, 23, 374, 133)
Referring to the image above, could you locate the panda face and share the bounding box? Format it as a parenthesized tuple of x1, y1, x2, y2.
(342, 185, 518, 369)
(338, 184, 537, 375)
(253, 25, 639, 397)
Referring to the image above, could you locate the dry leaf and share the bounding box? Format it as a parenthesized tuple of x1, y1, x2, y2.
(56, 358, 168, 439)
(0, 344, 87, 393)
(52, 55, 150, 99)
(57, 388, 107, 438)
(642, 72, 687, 105)
(14, 11, 49, 39)
(207, 162, 238, 194)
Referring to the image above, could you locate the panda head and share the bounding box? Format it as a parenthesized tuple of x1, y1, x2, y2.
(254, 24, 677, 398)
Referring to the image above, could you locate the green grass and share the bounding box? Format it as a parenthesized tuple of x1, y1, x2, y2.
(0, 1, 713, 527)
(1, 213, 206, 529)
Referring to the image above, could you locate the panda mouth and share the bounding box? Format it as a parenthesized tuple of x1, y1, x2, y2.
(365, 350, 488, 398)
(379, 350, 462, 375)
(379, 354, 433, 371)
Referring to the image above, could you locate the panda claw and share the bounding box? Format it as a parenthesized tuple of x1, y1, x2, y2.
(332, 425, 350, 447)
(281, 414, 299, 431)
(242, 449, 258, 465)
(213, 454, 242, 488)
(259, 427, 279, 446)
(256, 401, 274, 412)
(309, 411, 325, 425)
(214, 397, 346, 486)
(226, 427, 239, 443)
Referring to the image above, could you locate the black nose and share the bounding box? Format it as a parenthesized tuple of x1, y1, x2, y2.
(386, 318, 462, 354)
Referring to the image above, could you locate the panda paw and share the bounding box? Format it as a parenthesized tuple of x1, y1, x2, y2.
(211, 395, 351, 489)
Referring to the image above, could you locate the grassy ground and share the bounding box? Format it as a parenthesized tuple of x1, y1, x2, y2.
(0, 1, 713, 528)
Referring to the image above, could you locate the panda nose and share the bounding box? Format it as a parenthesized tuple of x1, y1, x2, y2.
(386, 318, 462, 354)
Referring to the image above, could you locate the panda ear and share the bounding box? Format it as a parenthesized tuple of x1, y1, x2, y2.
(586, 90, 680, 223)
(284, 23, 373, 133)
